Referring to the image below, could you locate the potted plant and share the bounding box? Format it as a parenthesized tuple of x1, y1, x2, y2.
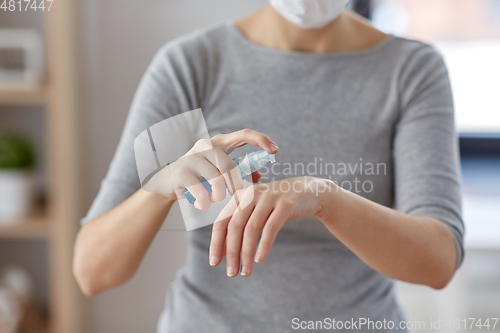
(0, 132, 35, 223)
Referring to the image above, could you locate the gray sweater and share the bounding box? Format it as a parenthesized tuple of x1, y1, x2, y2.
(82, 23, 464, 332)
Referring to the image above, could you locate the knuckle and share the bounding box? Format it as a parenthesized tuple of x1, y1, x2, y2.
(280, 198, 294, 210)
(250, 184, 264, 196)
(211, 134, 222, 143)
(233, 189, 250, 203)
(194, 138, 211, 150)
(227, 221, 243, 233)
(244, 223, 259, 237)
(241, 250, 254, 259)
(243, 187, 257, 201)
(212, 220, 226, 231)
(234, 188, 246, 197)
(264, 224, 279, 236)
(225, 250, 239, 258)
(246, 184, 257, 191)
(253, 183, 263, 189)
(250, 184, 263, 192)
(240, 128, 252, 135)
(175, 169, 188, 180)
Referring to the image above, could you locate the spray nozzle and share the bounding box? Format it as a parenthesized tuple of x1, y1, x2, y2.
(237, 150, 276, 176)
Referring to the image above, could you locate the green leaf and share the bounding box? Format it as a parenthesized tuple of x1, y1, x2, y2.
(0, 132, 35, 169)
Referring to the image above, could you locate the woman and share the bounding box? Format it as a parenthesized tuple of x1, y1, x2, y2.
(74, 1, 464, 332)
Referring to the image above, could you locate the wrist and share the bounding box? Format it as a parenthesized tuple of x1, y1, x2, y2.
(142, 165, 176, 198)
(159, 192, 178, 204)
(140, 188, 176, 206)
(313, 178, 339, 221)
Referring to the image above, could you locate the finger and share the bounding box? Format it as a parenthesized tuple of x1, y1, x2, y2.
(182, 173, 211, 210)
(225, 190, 255, 277)
(182, 158, 218, 209)
(229, 164, 244, 193)
(218, 152, 243, 195)
(209, 185, 254, 268)
(211, 129, 278, 155)
(255, 204, 290, 264)
(209, 215, 230, 267)
(240, 202, 273, 277)
(194, 157, 227, 203)
(204, 148, 242, 196)
(247, 171, 262, 183)
(206, 174, 226, 203)
(209, 190, 243, 266)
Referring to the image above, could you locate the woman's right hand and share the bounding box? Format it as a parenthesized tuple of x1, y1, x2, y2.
(143, 129, 278, 210)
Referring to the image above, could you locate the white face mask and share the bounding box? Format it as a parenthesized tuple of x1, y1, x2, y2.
(270, 0, 350, 29)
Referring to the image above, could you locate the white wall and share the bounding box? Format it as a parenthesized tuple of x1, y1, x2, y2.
(80, 1, 266, 332)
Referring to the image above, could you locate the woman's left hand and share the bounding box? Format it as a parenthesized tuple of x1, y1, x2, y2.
(209, 176, 332, 277)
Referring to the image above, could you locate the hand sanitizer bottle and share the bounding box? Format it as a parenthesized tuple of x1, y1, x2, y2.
(183, 150, 276, 204)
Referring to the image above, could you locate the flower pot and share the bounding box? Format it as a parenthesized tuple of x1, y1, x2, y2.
(0, 170, 35, 223)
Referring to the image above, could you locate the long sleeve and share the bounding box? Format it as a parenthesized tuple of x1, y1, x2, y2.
(81, 32, 212, 225)
(393, 44, 465, 270)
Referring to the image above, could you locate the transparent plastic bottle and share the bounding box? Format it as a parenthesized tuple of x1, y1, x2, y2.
(183, 150, 276, 204)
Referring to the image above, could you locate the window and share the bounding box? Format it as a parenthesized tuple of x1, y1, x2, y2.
(371, 0, 500, 135)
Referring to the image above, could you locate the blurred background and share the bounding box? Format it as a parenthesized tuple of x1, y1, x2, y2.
(0, 0, 498, 332)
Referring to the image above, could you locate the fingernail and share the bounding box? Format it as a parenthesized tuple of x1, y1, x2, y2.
(227, 266, 235, 276)
(255, 254, 264, 264)
(241, 266, 250, 276)
(270, 143, 278, 151)
(209, 256, 217, 266)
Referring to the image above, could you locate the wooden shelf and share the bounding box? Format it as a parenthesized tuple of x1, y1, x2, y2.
(0, 86, 47, 106)
(0, 2, 87, 332)
(0, 210, 51, 239)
